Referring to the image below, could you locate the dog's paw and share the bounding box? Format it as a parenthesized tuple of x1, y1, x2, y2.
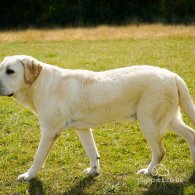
(83, 167, 99, 176)
(17, 172, 34, 181)
(137, 168, 151, 175)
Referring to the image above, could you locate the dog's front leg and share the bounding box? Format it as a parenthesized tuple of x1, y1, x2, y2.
(17, 132, 58, 181)
(75, 129, 100, 175)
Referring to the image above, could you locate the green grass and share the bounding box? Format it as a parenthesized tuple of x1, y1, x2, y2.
(0, 36, 195, 194)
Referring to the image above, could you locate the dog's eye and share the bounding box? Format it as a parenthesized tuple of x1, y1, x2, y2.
(6, 69, 15, 75)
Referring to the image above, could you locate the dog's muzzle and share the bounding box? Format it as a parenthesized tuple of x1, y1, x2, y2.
(7, 93, 14, 97)
(0, 81, 14, 97)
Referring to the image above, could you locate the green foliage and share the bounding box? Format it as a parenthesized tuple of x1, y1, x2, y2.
(0, 35, 195, 194)
(0, 0, 195, 28)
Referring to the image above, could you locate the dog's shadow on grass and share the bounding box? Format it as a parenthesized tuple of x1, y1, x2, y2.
(28, 175, 95, 195)
(62, 175, 96, 195)
(28, 178, 45, 195)
(28, 171, 195, 194)
(143, 170, 195, 195)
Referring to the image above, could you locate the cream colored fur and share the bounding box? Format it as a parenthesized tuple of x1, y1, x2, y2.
(0, 55, 195, 181)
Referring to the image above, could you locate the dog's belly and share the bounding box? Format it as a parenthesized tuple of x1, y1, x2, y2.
(66, 105, 137, 129)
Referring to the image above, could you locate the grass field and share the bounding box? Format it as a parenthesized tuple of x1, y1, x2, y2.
(0, 24, 195, 194)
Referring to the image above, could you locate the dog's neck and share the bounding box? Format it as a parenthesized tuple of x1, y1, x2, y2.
(14, 83, 37, 114)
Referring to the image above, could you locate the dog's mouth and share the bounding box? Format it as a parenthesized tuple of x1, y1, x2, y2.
(7, 93, 14, 97)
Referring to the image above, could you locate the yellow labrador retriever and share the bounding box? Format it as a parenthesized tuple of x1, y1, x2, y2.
(0, 55, 195, 181)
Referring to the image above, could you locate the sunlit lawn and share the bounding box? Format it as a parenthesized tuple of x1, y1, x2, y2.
(0, 25, 195, 194)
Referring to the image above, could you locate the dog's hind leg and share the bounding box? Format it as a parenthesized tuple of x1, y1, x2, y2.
(169, 113, 195, 161)
(75, 128, 100, 175)
(137, 116, 165, 175)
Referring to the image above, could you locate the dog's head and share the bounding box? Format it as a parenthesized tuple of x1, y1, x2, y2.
(0, 55, 42, 97)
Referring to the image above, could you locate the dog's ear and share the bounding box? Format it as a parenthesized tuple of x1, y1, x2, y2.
(21, 59, 42, 84)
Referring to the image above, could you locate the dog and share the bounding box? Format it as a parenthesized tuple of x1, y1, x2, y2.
(0, 55, 195, 181)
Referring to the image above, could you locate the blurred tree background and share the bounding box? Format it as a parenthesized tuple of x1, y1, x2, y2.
(0, 0, 194, 29)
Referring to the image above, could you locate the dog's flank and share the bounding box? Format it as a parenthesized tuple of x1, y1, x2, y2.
(0, 55, 195, 181)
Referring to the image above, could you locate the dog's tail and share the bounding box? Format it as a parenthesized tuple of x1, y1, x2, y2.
(176, 75, 195, 124)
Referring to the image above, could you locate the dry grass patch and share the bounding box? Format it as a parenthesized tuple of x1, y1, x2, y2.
(0, 24, 195, 42)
